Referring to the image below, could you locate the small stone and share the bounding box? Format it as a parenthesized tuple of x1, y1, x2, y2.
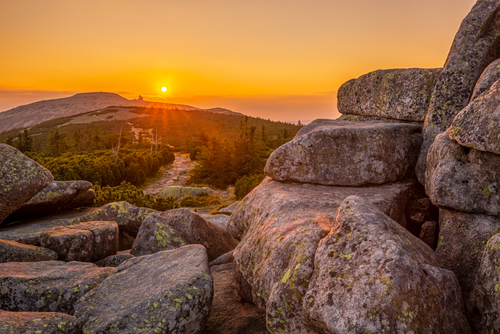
(419, 221, 438, 249)
(0, 238, 58, 263)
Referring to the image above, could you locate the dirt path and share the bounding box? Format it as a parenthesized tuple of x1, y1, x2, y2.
(143, 153, 195, 194)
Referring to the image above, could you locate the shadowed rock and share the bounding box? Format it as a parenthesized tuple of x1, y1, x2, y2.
(264, 120, 422, 186)
(0, 238, 58, 263)
(74, 245, 213, 334)
(338, 68, 441, 121)
(417, 0, 500, 184)
(95, 253, 134, 267)
(303, 196, 470, 334)
(419, 221, 438, 249)
(0, 310, 82, 334)
(0, 261, 112, 314)
(0, 144, 53, 224)
(426, 130, 500, 215)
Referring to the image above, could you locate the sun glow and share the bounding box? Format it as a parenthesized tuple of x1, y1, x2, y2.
(161, 87, 167, 93)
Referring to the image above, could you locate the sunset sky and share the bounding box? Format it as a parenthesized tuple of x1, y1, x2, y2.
(0, 0, 476, 122)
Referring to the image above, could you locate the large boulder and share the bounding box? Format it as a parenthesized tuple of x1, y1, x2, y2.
(74, 245, 213, 334)
(303, 196, 470, 334)
(264, 120, 422, 186)
(0, 144, 54, 224)
(40, 221, 118, 262)
(471, 233, 500, 333)
(130, 213, 187, 256)
(450, 79, 500, 155)
(0, 238, 58, 263)
(158, 208, 238, 262)
(0, 261, 112, 314)
(0, 310, 82, 334)
(200, 262, 268, 334)
(426, 130, 500, 215)
(435, 209, 500, 331)
(228, 178, 419, 333)
(337, 68, 441, 121)
(417, 0, 500, 184)
(6, 180, 94, 222)
(471, 58, 500, 101)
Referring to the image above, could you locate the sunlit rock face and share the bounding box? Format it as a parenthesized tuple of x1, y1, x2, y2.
(338, 68, 441, 122)
(417, 0, 500, 184)
(470, 58, 500, 101)
(0, 310, 82, 334)
(264, 120, 422, 187)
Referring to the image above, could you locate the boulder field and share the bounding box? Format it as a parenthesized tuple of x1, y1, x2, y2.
(2, 1, 500, 333)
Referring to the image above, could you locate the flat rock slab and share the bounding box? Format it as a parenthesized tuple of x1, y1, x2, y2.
(74, 245, 213, 334)
(303, 196, 470, 334)
(200, 213, 230, 229)
(450, 79, 500, 155)
(0, 309, 82, 334)
(158, 208, 238, 262)
(40, 221, 118, 262)
(130, 213, 187, 256)
(338, 68, 441, 121)
(0, 144, 54, 224)
(426, 130, 500, 215)
(227, 178, 418, 333)
(471, 58, 500, 101)
(417, 0, 500, 183)
(436, 209, 500, 331)
(200, 262, 268, 334)
(0, 238, 58, 263)
(264, 120, 422, 186)
(0, 261, 112, 314)
(95, 253, 134, 267)
(7, 180, 94, 222)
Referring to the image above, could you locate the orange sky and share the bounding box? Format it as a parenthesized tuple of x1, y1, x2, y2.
(0, 0, 476, 121)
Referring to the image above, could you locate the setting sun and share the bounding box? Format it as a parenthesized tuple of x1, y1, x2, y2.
(161, 87, 167, 93)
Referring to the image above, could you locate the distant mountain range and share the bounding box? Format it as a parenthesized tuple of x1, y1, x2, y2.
(0, 92, 242, 133)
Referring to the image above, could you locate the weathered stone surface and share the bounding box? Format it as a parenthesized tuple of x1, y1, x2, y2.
(130, 213, 187, 256)
(7, 180, 94, 222)
(74, 245, 213, 334)
(158, 208, 238, 262)
(417, 0, 500, 184)
(0, 309, 82, 334)
(95, 253, 134, 267)
(419, 221, 438, 250)
(209, 250, 234, 267)
(60, 188, 95, 211)
(338, 68, 441, 121)
(40, 226, 94, 262)
(264, 120, 422, 186)
(219, 201, 240, 213)
(303, 196, 470, 334)
(471, 233, 500, 333)
(228, 178, 418, 333)
(405, 196, 439, 236)
(0, 261, 112, 314)
(0, 202, 155, 250)
(426, 130, 500, 215)
(450, 79, 500, 155)
(200, 263, 268, 334)
(0, 144, 54, 224)
(471, 58, 500, 101)
(0, 238, 57, 263)
(436, 209, 500, 330)
(201, 213, 230, 229)
(40, 221, 118, 262)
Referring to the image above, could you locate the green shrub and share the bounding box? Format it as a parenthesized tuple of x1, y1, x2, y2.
(179, 193, 222, 207)
(234, 173, 266, 200)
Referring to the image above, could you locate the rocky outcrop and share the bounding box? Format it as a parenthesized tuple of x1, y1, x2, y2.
(130, 213, 187, 256)
(95, 253, 134, 267)
(0, 239, 58, 263)
(0, 309, 82, 334)
(228, 178, 420, 333)
(7, 180, 94, 222)
(426, 130, 500, 215)
(471, 58, 500, 101)
(472, 233, 500, 333)
(436, 209, 500, 330)
(0, 261, 112, 314)
(74, 245, 213, 334)
(40, 221, 118, 262)
(200, 262, 267, 334)
(450, 79, 500, 155)
(338, 68, 441, 121)
(264, 120, 422, 186)
(158, 208, 238, 262)
(303, 196, 470, 334)
(417, 0, 500, 184)
(0, 144, 54, 224)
